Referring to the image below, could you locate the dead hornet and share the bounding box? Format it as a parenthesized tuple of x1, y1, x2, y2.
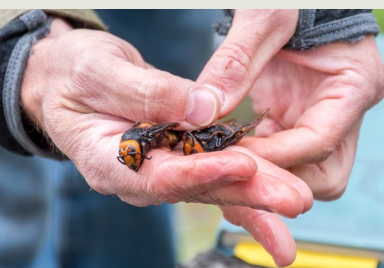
(182, 108, 269, 155)
(117, 121, 181, 171)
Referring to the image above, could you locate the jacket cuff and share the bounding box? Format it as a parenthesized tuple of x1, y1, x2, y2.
(1, 9, 106, 159)
(214, 9, 380, 50)
(213, 9, 234, 36)
(285, 9, 380, 50)
(0, 10, 65, 159)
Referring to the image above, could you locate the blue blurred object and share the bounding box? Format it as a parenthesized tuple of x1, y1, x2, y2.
(0, 10, 221, 268)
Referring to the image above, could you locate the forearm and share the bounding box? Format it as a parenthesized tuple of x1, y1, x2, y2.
(20, 18, 74, 131)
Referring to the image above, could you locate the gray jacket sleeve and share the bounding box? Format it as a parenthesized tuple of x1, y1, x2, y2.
(0, 9, 103, 159)
(214, 9, 380, 50)
(0, 10, 62, 158)
(286, 9, 380, 50)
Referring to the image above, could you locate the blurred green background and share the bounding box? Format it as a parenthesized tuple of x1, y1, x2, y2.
(374, 9, 384, 31)
(176, 9, 384, 265)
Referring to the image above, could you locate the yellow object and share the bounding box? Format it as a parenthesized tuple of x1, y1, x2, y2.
(234, 242, 378, 268)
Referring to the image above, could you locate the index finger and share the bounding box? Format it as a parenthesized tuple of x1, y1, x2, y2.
(197, 10, 299, 116)
(220, 205, 297, 268)
(193, 146, 313, 217)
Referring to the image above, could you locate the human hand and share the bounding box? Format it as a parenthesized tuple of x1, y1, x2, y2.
(20, 18, 312, 213)
(198, 10, 384, 200)
(197, 9, 299, 115)
(19, 17, 314, 267)
(242, 36, 384, 200)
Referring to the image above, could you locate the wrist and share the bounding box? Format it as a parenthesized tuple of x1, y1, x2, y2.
(21, 18, 73, 131)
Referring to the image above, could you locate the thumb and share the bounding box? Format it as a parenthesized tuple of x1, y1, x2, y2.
(198, 10, 299, 116)
(71, 56, 221, 130)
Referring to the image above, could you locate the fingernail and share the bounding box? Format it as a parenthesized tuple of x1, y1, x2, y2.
(186, 88, 218, 127)
(203, 83, 226, 107)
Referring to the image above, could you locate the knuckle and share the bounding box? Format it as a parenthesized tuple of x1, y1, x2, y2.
(139, 70, 171, 122)
(209, 44, 251, 85)
(70, 50, 100, 92)
(195, 191, 225, 205)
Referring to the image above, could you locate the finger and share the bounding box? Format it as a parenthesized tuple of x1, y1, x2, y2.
(94, 146, 257, 204)
(244, 114, 361, 200)
(144, 150, 258, 204)
(291, 124, 360, 200)
(189, 146, 313, 218)
(220, 205, 296, 267)
(227, 146, 313, 213)
(86, 128, 309, 214)
(194, 172, 304, 218)
(197, 10, 299, 116)
(69, 45, 221, 129)
(243, 99, 364, 169)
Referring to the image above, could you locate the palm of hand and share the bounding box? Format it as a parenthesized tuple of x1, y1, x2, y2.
(244, 36, 384, 199)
